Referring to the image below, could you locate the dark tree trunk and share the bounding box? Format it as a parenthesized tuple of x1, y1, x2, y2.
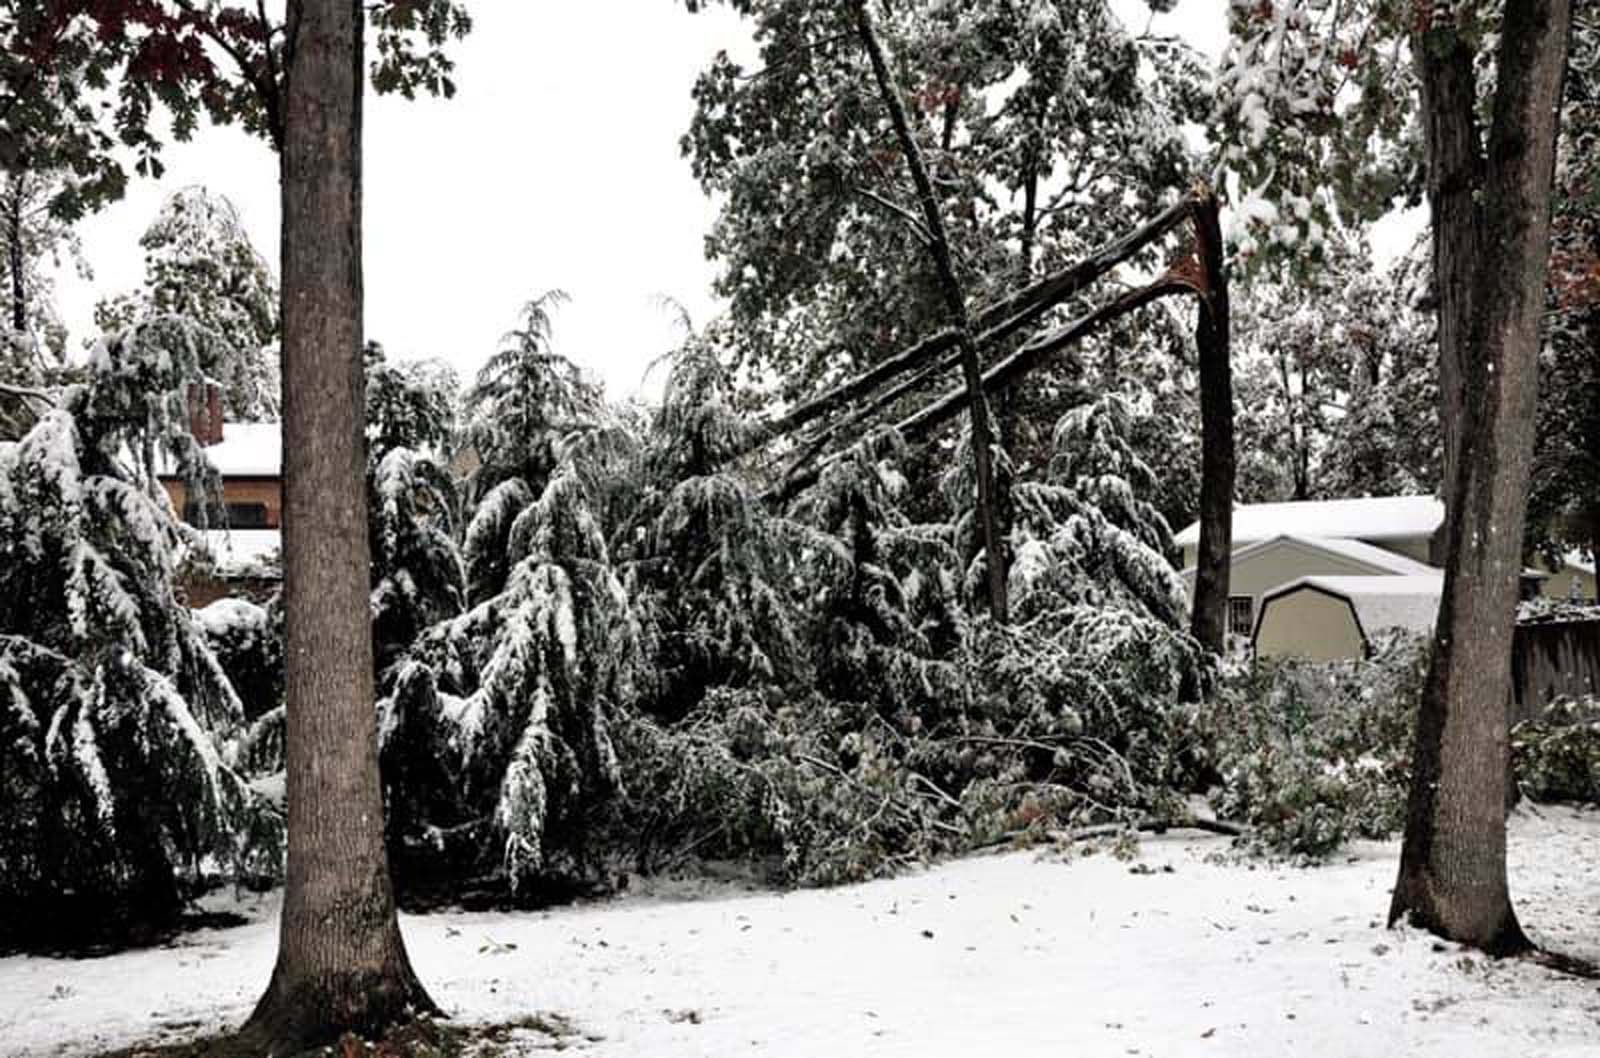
(1390, 0, 1573, 953)
(1189, 195, 1234, 654)
(239, 0, 435, 1048)
(1416, 27, 1484, 520)
(7, 184, 23, 334)
(850, 0, 1008, 622)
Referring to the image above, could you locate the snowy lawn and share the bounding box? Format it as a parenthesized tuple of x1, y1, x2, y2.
(6, 806, 1599, 1058)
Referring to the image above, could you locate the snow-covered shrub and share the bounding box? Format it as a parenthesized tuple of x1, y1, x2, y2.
(1512, 696, 1600, 805)
(612, 611, 1202, 886)
(961, 604, 1203, 836)
(0, 322, 281, 947)
(612, 688, 955, 886)
(195, 596, 282, 721)
(1205, 632, 1425, 860)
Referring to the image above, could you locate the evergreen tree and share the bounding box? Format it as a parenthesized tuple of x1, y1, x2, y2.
(628, 323, 810, 718)
(378, 300, 639, 895)
(462, 292, 606, 602)
(0, 318, 279, 949)
(365, 343, 465, 675)
(789, 428, 965, 717)
(379, 411, 639, 894)
(1010, 392, 1189, 627)
(96, 186, 281, 422)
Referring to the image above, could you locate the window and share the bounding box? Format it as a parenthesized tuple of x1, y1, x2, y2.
(1227, 596, 1255, 637)
(183, 500, 270, 529)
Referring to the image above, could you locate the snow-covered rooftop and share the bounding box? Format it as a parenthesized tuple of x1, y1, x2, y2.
(1567, 550, 1596, 576)
(159, 422, 281, 478)
(1265, 573, 1442, 638)
(189, 529, 281, 578)
(1178, 533, 1438, 580)
(1173, 495, 1443, 548)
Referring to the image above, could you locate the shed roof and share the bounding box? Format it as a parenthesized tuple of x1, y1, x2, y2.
(1174, 495, 1443, 548)
(1259, 573, 1441, 640)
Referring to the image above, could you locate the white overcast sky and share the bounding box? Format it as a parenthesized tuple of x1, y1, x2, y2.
(53, 1, 1338, 402)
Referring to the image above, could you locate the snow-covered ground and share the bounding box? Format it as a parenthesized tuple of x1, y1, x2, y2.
(6, 806, 1599, 1058)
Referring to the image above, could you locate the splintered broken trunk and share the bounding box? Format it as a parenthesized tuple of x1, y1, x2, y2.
(762, 191, 1235, 653)
(1188, 198, 1234, 653)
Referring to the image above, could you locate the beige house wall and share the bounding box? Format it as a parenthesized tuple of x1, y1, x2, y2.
(1539, 565, 1598, 602)
(1367, 535, 1433, 564)
(1255, 589, 1366, 661)
(1183, 538, 1400, 634)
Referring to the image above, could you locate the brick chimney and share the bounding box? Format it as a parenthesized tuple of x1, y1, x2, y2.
(186, 382, 224, 447)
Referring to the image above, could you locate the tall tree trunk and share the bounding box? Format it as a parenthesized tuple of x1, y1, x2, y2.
(240, 0, 435, 1048)
(1390, 0, 1573, 953)
(7, 182, 24, 335)
(1189, 194, 1234, 654)
(850, 0, 1008, 622)
(1418, 30, 1483, 522)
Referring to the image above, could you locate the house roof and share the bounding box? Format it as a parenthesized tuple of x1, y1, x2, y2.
(1174, 495, 1443, 548)
(1567, 550, 1596, 576)
(1178, 533, 1438, 582)
(158, 422, 281, 478)
(1259, 573, 1442, 640)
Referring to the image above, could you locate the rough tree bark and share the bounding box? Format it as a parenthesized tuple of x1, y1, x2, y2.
(238, 0, 437, 1048)
(1389, 0, 1573, 954)
(850, 0, 1009, 622)
(1188, 195, 1234, 654)
(1416, 25, 1484, 521)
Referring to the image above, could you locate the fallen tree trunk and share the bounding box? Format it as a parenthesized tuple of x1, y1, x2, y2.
(972, 813, 1247, 852)
(769, 275, 1192, 503)
(759, 195, 1202, 446)
(757, 189, 1236, 660)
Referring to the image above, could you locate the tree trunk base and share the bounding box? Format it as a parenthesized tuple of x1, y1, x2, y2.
(1387, 871, 1532, 958)
(235, 961, 440, 1055)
